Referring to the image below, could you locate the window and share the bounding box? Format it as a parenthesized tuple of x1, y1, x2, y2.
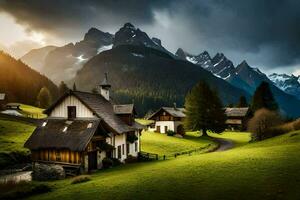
(67, 106, 76, 119)
(135, 142, 138, 152)
(117, 145, 121, 159)
(164, 126, 168, 133)
(55, 150, 61, 161)
(122, 144, 125, 155)
(126, 143, 130, 155)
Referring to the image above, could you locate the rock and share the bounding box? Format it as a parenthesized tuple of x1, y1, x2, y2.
(174, 134, 183, 138)
(32, 163, 65, 181)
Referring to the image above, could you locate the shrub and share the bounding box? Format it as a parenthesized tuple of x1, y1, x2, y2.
(0, 180, 51, 200)
(71, 175, 91, 184)
(98, 142, 115, 151)
(127, 133, 138, 143)
(166, 130, 176, 136)
(292, 118, 300, 131)
(248, 108, 283, 141)
(0, 151, 30, 170)
(112, 158, 122, 166)
(125, 155, 138, 163)
(102, 158, 113, 169)
(177, 125, 186, 136)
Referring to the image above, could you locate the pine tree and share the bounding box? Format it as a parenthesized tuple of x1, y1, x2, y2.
(58, 81, 69, 96)
(184, 81, 226, 136)
(237, 96, 248, 107)
(251, 81, 278, 112)
(36, 87, 52, 108)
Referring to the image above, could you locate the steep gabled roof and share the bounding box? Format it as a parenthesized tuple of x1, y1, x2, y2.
(148, 107, 186, 119)
(44, 90, 134, 134)
(225, 107, 249, 117)
(24, 119, 101, 151)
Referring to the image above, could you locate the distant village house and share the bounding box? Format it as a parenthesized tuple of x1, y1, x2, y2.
(25, 74, 143, 172)
(148, 105, 185, 134)
(0, 93, 6, 110)
(225, 107, 251, 131)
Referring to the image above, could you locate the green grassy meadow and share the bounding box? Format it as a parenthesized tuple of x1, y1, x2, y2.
(18, 103, 47, 119)
(135, 119, 154, 126)
(0, 119, 35, 168)
(141, 131, 218, 155)
(23, 130, 300, 200)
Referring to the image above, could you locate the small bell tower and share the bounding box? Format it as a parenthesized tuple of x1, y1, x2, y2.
(99, 73, 111, 101)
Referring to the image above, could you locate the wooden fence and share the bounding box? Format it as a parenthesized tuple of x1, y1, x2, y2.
(0, 113, 42, 125)
(139, 144, 215, 161)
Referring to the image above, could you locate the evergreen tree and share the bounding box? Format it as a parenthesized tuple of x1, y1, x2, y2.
(251, 81, 278, 112)
(237, 96, 248, 107)
(58, 81, 69, 96)
(36, 87, 52, 108)
(184, 81, 226, 136)
(73, 82, 77, 91)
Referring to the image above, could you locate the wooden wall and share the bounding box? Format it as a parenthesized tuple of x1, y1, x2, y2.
(50, 95, 95, 118)
(32, 149, 82, 164)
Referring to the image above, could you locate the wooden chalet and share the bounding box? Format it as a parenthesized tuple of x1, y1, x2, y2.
(148, 105, 185, 134)
(24, 75, 143, 172)
(225, 107, 251, 131)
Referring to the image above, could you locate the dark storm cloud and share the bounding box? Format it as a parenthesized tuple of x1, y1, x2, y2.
(1, 0, 300, 68)
(0, 0, 172, 38)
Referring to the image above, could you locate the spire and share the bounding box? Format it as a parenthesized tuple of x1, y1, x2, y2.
(99, 73, 111, 101)
(100, 72, 111, 88)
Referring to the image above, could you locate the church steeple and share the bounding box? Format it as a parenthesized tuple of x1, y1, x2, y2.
(99, 73, 111, 101)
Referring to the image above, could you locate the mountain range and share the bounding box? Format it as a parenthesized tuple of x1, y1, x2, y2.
(19, 23, 300, 117)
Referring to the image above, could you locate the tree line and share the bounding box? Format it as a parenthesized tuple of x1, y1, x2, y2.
(183, 80, 280, 139)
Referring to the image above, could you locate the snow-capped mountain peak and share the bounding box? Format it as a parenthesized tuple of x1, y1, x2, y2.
(268, 73, 300, 99)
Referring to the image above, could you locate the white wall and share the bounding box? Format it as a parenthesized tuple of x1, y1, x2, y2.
(113, 134, 127, 162)
(50, 95, 95, 118)
(127, 130, 140, 157)
(155, 121, 183, 133)
(106, 131, 140, 162)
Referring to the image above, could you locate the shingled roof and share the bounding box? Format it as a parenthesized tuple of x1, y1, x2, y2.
(44, 90, 134, 134)
(225, 107, 249, 117)
(148, 107, 186, 119)
(24, 119, 101, 151)
(113, 104, 135, 115)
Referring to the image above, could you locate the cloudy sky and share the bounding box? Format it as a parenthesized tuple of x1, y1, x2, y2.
(0, 0, 300, 75)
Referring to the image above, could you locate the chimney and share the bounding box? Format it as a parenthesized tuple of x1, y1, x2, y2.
(173, 102, 177, 110)
(99, 73, 111, 101)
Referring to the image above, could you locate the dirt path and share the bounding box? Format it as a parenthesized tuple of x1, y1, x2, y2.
(214, 138, 234, 152)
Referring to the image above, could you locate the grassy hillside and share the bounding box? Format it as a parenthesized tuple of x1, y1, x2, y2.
(141, 131, 217, 155)
(25, 131, 300, 200)
(0, 119, 35, 168)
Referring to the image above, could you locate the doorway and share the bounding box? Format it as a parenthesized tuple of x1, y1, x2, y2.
(88, 151, 97, 171)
